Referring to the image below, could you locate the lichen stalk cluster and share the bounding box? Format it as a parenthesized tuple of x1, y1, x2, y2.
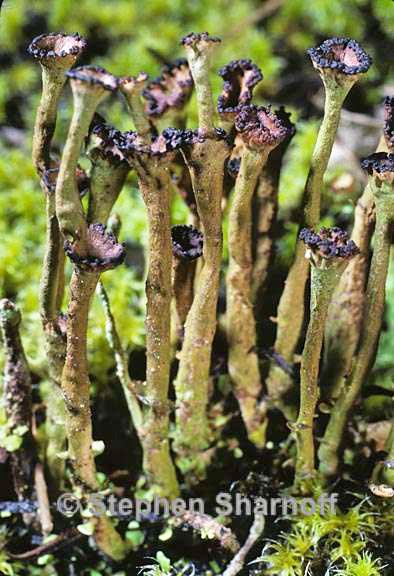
(48, 66, 130, 558)
(28, 34, 87, 487)
(319, 153, 394, 478)
(322, 135, 388, 401)
(14, 28, 394, 562)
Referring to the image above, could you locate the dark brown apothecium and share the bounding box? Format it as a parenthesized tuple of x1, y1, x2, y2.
(300, 227, 359, 266)
(64, 223, 125, 272)
(66, 65, 119, 92)
(119, 127, 203, 163)
(27, 33, 87, 68)
(217, 59, 263, 120)
(235, 105, 292, 151)
(274, 106, 296, 140)
(171, 225, 204, 261)
(119, 72, 149, 95)
(143, 60, 193, 117)
(361, 152, 394, 184)
(88, 119, 129, 166)
(226, 157, 241, 179)
(181, 32, 221, 48)
(307, 37, 372, 79)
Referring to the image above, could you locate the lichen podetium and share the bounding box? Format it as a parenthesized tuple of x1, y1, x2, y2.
(55, 66, 118, 248)
(323, 186, 374, 400)
(173, 33, 230, 478)
(62, 225, 128, 560)
(293, 227, 359, 492)
(266, 38, 372, 417)
(251, 107, 295, 302)
(120, 129, 182, 498)
(227, 105, 292, 447)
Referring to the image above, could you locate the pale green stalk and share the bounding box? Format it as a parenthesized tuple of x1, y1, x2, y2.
(266, 80, 356, 412)
(294, 262, 347, 491)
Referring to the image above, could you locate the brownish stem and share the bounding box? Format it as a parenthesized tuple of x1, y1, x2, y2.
(40, 188, 63, 324)
(87, 155, 129, 224)
(227, 148, 268, 447)
(251, 170, 279, 299)
(174, 138, 229, 470)
(173, 511, 240, 553)
(265, 242, 307, 406)
(323, 183, 375, 399)
(252, 130, 293, 300)
(34, 462, 53, 535)
(172, 257, 197, 337)
(32, 67, 65, 174)
(134, 159, 180, 498)
(61, 270, 127, 560)
(39, 184, 69, 488)
(62, 270, 99, 488)
(61, 159, 124, 481)
(222, 513, 265, 576)
(55, 94, 100, 245)
(120, 82, 151, 142)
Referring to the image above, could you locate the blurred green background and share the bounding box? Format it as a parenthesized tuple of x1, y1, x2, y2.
(0, 0, 393, 392)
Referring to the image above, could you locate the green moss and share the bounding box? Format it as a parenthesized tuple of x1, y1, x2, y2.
(255, 498, 391, 575)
